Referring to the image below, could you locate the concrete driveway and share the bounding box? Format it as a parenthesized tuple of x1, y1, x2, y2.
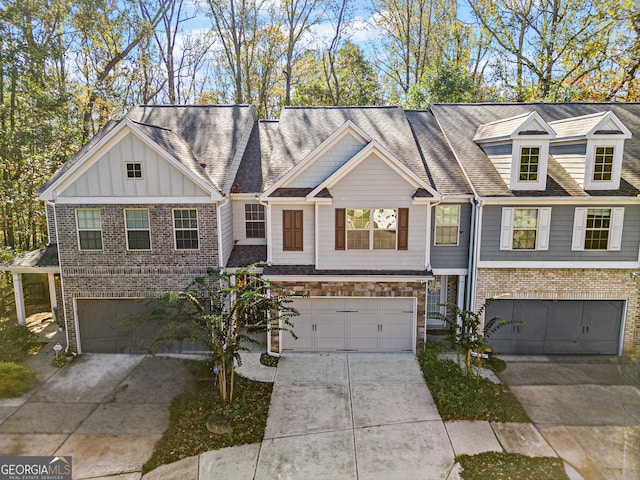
(498, 356, 640, 480)
(0, 352, 193, 479)
(254, 353, 455, 480)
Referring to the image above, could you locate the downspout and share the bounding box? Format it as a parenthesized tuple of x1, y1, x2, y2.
(468, 198, 485, 313)
(258, 196, 278, 355)
(216, 196, 229, 268)
(258, 197, 271, 264)
(424, 198, 441, 345)
(47, 200, 71, 353)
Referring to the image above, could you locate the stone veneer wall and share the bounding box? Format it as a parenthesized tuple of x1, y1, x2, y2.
(55, 203, 219, 350)
(476, 268, 640, 357)
(271, 280, 427, 353)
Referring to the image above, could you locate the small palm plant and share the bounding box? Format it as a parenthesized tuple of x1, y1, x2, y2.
(431, 301, 518, 382)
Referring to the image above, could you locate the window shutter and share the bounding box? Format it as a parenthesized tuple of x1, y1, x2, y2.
(572, 207, 587, 251)
(500, 207, 513, 250)
(537, 207, 552, 250)
(283, 210, 304, 251)
(609, 207, 624, 251)
(398, 208, 409, 250)
(335, 208, 345, 250)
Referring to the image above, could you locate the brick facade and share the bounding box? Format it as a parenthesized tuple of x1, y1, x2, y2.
(270, 280, 427, 353)
(55, 203, 219, 350)
(476, 268, 640, 357)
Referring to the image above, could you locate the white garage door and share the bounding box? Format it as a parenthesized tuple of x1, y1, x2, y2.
(282, 297, 416, 352)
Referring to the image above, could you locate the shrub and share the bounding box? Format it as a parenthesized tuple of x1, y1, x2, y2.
(0, 362, 37, 398)
(0, 321, 39, 362)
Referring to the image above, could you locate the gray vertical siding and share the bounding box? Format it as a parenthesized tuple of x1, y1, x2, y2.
(480, 204, 640, 261)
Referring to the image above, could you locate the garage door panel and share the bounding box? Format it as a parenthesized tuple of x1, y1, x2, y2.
(77, 299, 157, 353)
(349, 312, 380, 351)
(486, 299, 623, 355)
(379, 313, 414, 352)
(282, 297, 415, 353)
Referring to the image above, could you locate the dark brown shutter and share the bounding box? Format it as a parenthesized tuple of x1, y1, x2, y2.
(283, 210, 303, 251)
(335, 208, 346, 250)
(398, 208, 409, 250)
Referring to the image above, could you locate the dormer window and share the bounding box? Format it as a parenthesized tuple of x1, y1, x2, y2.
(519, 147, 540, 181)
(592, 146, 614, 182)
(550, 111, 631, 191)
(474, 111, 555, 192)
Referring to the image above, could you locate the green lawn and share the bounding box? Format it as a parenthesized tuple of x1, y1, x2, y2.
(142, 359, 273, 474)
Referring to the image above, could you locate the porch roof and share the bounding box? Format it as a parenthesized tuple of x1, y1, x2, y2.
(0, 245, 60, 273)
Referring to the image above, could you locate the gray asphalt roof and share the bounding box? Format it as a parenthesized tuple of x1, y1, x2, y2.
(263, 106, 430, 190)
(430, 103, 640, 197)
(405, 110, 473, 195)
(0, 245, 59, 270)
(40, 105, 255, 196)
(233, 120, 280, 193)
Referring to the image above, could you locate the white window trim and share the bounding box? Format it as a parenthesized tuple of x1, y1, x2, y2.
(572, 206, 624, 251)
(125, 161, 144, 180)
(510, 140, 549, 191)
(346, 208, 398, 250)
(245, 203, 266, 239)
(500, 207, 551, 251)
(173, 208, 200, 251)
(124, 208, 151, 251)
(434, 205, 460, 246)
(583, 139, 624, 190)
(75, 208, 103, 251)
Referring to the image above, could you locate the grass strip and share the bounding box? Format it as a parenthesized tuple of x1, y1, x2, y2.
(458, 452, 569, 480)
(143, 360, 273, 474)
(0, 362, 37, 398)
(419, 343, 530, 422)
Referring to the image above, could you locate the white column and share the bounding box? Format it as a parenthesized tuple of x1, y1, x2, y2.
(12, 272, 26, 326)
(47, 272, 58, 318)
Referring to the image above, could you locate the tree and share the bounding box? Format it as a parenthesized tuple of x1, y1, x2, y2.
(282, 0, 325, 106)
(292, 42, 379, 105)
(372, 0, 466, 101)
(406, 62, 490, 107)
(470, 0, 628, 101)
(432, 301, 517, 382)
(126, 267, 298, 403)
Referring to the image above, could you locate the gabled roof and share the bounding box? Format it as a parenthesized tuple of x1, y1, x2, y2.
(261, 106, 431, 190)
(232, 120, 280, 194)
(39, 118, 224, 201)
(262, 119, 371, 198)
(474, 111, 556, 143)
(549, 111, 632, 140)
(304, 140, 439, 202)
(40, 105, 256, 198)
(431, 103, 640, 198)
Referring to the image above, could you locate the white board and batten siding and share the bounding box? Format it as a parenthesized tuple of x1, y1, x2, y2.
(316, 153, 428, 270)
(58, 133, 209, 199)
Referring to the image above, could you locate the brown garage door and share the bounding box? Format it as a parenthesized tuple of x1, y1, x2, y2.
(486, 299, 623, 355)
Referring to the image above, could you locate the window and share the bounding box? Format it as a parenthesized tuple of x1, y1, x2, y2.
(593, 147, 614, 182)
(174, 209, 199, 250)
(584, 208, 611, 250)
(572, 207, 624, 251)
(435, 205, 460, 246)
(346, 209, 397, 250)
(126, 162, 142, 178)
(245, 204, 265, 238)
(283, 210, 303, 251)
(76, 209, 103, 251)
(519, 147, 539, 181)
(512, 208, 538, 250)
(500, 207, 551, 251)
(125, 209, 150, 250)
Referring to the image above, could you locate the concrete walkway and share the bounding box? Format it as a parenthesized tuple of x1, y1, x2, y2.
(0, 324, 592, 480)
